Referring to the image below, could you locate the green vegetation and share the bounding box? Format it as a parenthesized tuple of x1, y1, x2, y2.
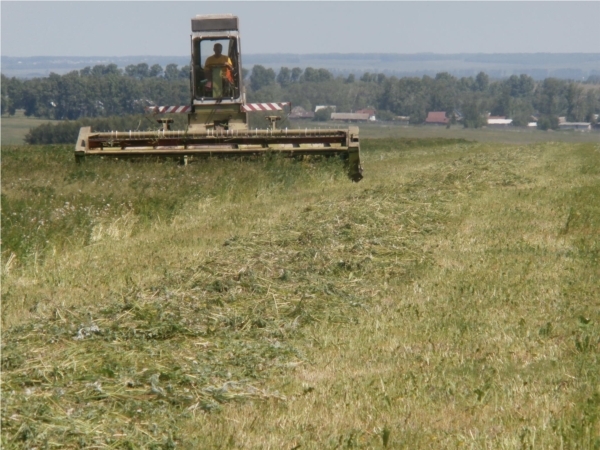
(351, 122, 600, 144)
(0, 111, 58, 145)
(22, 114, 188, 145)
(3, 66, 599, 129)
(2, 137, 599, 448)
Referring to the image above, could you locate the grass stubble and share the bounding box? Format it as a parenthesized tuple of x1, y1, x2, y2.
(1, 137, 599, 448)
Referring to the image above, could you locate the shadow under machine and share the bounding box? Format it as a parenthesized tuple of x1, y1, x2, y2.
(75, 14, 362, 181)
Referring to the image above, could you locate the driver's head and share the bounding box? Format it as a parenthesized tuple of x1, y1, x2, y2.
(213, 43, 223, 56)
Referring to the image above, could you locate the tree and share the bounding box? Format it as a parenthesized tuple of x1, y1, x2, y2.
(1, 74, 20, 116)
(429, 73, 458, 115)
(475, 72, 489, 92)
(584, 90, 598, 122)
(535, 78, 567, 116)
(291, 67, 302, 83)
(277, 67, 291, 87)
(518, 74, 535, 97)
(377, 110, 395, 121)
(149, 64, 163, 78)
(379, 76, 428, 122)
(537, 115, 559, 130)
(565, 82, 586, 122)
(462, 94, 487, 128)
(510, 98, 534, 126)
(91, 64, 121, 77)
(164, 64, 180, 80)
(125, 63, 150, 79)
(360, 72, 374, 82)
(313, 107, 333, 122)
(346, 74, 355, 83)
(250, 65, 276, 91)
(302, 67, 318, 82)
(179, 65, 190, 79)
(490, 84, 511, 117)
(317, 69, 333, 82)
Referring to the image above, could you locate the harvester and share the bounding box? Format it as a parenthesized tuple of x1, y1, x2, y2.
(75, 14, 362, 181)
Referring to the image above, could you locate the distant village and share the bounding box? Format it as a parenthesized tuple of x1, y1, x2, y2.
(290, 105, 598, 131)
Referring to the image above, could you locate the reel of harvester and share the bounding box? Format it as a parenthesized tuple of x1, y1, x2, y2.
(74, 14, 363, 182)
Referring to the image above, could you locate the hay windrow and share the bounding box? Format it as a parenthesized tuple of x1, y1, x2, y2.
(2, 139, 599, 448)
(2, 175, 448, 447)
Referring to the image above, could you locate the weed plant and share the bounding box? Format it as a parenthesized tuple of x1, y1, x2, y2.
(1, 138, 599, 448)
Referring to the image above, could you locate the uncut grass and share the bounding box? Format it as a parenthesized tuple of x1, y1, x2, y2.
(2, 139, 599, 448)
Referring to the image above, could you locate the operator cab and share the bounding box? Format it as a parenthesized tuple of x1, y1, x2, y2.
(191, 15, 243, 104)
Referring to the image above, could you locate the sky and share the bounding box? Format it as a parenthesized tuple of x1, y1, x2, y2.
(1, 1, 599, 57)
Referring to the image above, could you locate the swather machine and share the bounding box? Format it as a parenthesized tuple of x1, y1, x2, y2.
(75, 14, 363, 181)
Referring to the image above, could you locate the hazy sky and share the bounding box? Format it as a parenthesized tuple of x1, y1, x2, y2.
(2, 1, 599, 57)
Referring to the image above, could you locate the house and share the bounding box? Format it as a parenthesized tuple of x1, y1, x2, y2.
(558, 122, 591, 131)
(425, 111, 449, 125)
(289, 106, 314, 119)
(395, 116, 410, 125)
(355, 108, 376, 121)
(331, 113, 370, 122)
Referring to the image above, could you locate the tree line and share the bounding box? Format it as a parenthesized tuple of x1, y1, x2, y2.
(2, 63, 599, 131)
(248, 67, 599, 128)
(1, 63, 191, 120)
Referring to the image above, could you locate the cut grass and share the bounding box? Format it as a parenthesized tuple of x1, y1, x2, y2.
(1, 138, 599, 448)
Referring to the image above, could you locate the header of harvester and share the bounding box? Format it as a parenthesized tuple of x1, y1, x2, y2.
(192, 14, 239, 32)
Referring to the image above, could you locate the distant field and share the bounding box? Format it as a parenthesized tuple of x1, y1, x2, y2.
(2, 111, 599, 147)
(2, 136, 598, 448)
(1, 112, 59, 145)
(356, 122, 600, 144)
(292, 120, 600, 144)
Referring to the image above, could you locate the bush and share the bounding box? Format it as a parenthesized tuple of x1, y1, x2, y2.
(313, 107, 333, 122)
(377, 110, 395, 121)
(537, 115, 559, 131)
(25, 115, 188, 145)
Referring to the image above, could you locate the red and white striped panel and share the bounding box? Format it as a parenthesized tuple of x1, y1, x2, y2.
(242, 102, 290, 112)
(146, 105, 192, 114)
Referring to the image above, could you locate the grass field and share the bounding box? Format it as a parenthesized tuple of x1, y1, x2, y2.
(1, 135, 599, 448)
(2, 109, 600, 147)
(355, 122, 600, 144)
(1, 111, 59, 145)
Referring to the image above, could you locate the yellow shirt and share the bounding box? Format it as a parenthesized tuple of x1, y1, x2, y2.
(205, 55, 232, 70)
(205, 55, 233, 83)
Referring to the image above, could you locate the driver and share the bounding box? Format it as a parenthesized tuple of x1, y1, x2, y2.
(204, 43, 234, 84)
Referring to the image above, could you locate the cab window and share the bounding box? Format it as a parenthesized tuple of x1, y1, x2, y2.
(192, 38, 239, 99)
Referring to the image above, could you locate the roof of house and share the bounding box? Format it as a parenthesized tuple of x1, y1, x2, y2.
(487, 118, 513, 125)
(315, 105, 336, 112)
(425, 111, 449, 124)
(289, 106, 315, 118)
(356, 108, 376, 115)
(331, 113, 370, 121)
